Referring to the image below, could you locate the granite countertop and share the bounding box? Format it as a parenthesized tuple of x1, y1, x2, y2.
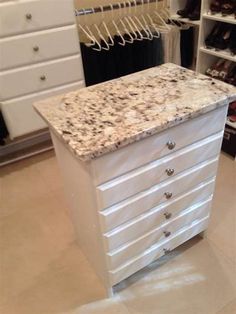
(34, 63, 236, 162)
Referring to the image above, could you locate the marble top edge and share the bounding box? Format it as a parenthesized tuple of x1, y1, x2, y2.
(34, 63, 236, 162)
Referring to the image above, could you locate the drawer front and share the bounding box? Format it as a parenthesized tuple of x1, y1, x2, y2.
(103, 185, 213, 252)
(0, 81, 84, 139)
(0, 25, 80, 70)
(100, 159, 218, 232)
(109, 216, 209, 285)
(97, 133, 222, 209)
(92, 106, 228, 185)
(0, 55, 83, 100)
(107, 198, 212, 269)
(0, 0, 75, 38)
(100, 175, 216, 232)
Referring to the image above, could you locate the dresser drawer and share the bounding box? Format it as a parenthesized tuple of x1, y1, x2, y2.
(103, 186, 212, 252)
(0, 55, 83, 100)
(100, 159, 218, 232)
(0, 81, 84, 139)
(109, 216, 209, 285)
(107, 198, 212, 269)
(97, 133, 222, 209)
(100, 176, 215, 232)
(0, 25, 81, 70)
(92, 106, 228, 185)
(0, 0, 75, 38)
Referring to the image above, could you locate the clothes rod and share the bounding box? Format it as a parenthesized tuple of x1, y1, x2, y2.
(75, 0, 158, 16)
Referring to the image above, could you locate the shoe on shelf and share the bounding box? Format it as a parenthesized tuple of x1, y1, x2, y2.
(188, 0, 202, 20)
(229, 25, 236, 55)
(205, 22, 226, 49)
(221, 0, 236, 16)
(225, 65, 236, 86)
(177, 0, 196, 18)
(205, 58, 225, 78)
(218, 60, 234, 81)
(214, 23, 233, 50)
(210, 0, 223, 14)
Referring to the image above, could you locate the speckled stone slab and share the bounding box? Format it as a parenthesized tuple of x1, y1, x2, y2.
(34, 63, 236, 161)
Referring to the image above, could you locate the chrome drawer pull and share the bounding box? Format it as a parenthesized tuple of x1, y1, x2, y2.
(163, 248, 171, 255)
(26, 13, 32, 20)
(164, 192, 173, 199)
(164, 231, 171, 238)
(164, 212, 172, 220)
(40, 75, 46, 81)
(166, 168, 175, 176)
(167, 141, 176, 150)
(33, 46, 39, 52)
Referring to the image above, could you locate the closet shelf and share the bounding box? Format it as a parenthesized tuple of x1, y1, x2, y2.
(199, 47, 236, 62)
(170, 15, 200, 26)
(202, 13, 236, 25)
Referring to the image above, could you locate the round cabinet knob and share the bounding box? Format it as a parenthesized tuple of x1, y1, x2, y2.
(164, 192, 173, 199)
(164, 212, 172, 220)
(163, 248, 171, 255)
(33, 46, 39, 52)
(26, 13, 32, 20)
(166, 168, 175, 176)
(167, 141, 176, 150)
(164, 231, 171, 238)
(40, 75, 46, 81)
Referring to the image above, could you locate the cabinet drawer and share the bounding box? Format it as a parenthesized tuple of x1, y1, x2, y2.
(92, 106, 228, 185)
(97, 133, 222, 209)
(107, 198, 212, 269)
(109, 216, 209, 285)
(0, 81, 84, 139)
(0, 55, 83, 100)
(0, 0, 75, 38)
(0, 25, 80, 70)
(103, 186, 212, 252)
(100, 176, 215, 232)
(100, 159, 218, 232)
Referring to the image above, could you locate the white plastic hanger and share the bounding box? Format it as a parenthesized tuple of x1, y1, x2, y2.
(133, 0, 151, 40)
(123, 1, 138, 40)
(139, 0, 153, 40)
(117, 2, 134, 43)
(99, 5, 114, 46)
(145, 0, 160, 38)
(91, 8, 110, 51)
(127, 0, 143, 40)
(109, 3, 126, 46)
(78, 9, 102, 51)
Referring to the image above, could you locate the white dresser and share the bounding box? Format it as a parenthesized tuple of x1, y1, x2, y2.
(0, 0, 84, 139)
(34, 64, 236, 297)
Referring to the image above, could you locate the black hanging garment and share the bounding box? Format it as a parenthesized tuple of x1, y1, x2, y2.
(0, 111, 9, 145)
(180, 27, 194, 68)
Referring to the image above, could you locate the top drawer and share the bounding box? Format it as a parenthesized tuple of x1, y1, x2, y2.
(92, 106, 228, 185)
(0, 0, 75, 38)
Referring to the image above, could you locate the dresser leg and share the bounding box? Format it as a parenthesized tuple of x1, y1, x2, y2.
(199, 230, 207, 239)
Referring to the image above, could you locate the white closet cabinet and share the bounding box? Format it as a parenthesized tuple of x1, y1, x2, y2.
(0, 0, 84, 139)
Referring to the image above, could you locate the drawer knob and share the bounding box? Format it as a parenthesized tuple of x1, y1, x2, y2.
(167, 141, 176, 150)
(163, 248, 171, 255)
(164, 212, 172, 220)
(40, 75, 46, 81)
(164, 231, 171, 238)
(166, 168, 175, 176)
(26, 13, 32, 20)
(164, 192, 173, 199)
(33, 46, 39, 52)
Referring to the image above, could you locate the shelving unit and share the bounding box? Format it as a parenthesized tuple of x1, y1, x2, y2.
(169, 0, 202, 26)
(197, 0, 236, 75)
